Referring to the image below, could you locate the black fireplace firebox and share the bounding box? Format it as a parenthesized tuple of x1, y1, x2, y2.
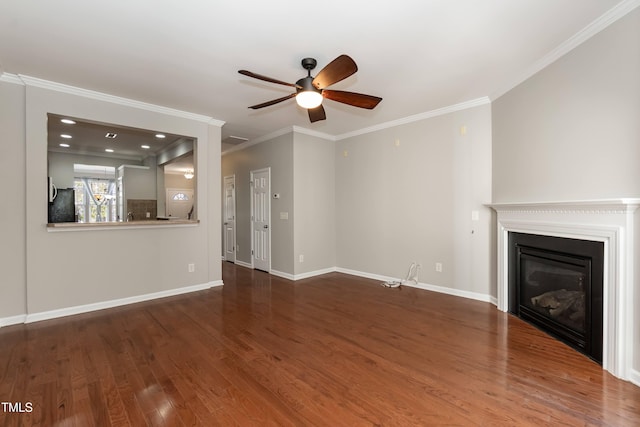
(509, 232, 603, 363)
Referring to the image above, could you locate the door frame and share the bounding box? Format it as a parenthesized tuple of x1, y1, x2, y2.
(250, 167, 271, 272)
(223, 174, 236, 263)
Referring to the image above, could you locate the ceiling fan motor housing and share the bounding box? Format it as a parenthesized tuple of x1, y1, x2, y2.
(296, 76, 320, 95)
(301, 57, 317, 71)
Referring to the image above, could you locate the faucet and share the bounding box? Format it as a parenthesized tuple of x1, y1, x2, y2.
(127, 211, 134, 222)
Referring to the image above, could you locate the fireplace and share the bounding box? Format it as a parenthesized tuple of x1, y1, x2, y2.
(490, 199, 640, 382)
(509, 232, 603, 363)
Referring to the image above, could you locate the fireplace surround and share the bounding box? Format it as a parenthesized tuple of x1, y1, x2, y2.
(490, 199, 639, 383)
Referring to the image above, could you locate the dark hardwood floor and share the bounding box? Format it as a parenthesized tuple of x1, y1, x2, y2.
(1, 262, 640, 426)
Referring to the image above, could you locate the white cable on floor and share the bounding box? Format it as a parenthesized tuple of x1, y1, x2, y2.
(381, 262, 421, 289)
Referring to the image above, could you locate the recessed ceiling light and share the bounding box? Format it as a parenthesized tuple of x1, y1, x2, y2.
(59, 143, 70, 148)
(60, 134, 72, 139)
(60, 119, 76, 125)
(141, 145, 150, 149)
(105, 133, 117, 139)
(155, 134, 166, 139)
(105, 148, 114, 153)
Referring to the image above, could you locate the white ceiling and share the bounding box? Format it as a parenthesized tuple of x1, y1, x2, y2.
(0, 0, 632, 147)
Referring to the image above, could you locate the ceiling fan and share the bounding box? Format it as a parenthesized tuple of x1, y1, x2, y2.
(238, 55, 382, 123)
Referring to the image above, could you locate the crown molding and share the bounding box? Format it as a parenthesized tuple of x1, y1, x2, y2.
(17, 74, 223, 126)
(491, 0, 640, 101)
(292, 125, 335, 141)
(222, 125, 334, 156)
(222, 126, 295, 155)
(0, 72, 24, 85)
(335, 97, 491, 141)
(487, 198, 640, 214)
(223, 96, 491, 155)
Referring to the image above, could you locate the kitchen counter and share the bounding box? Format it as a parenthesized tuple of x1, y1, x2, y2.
(47, 219, 199, 231)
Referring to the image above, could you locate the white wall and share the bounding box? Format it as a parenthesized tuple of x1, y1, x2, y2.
(0, 78, 27, 323)
(335, 104, 493, 296)
(0, 78, 224, 319)
(165, 173, 195, 190)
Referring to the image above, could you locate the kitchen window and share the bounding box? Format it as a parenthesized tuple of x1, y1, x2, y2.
(74, 178, 117, 223)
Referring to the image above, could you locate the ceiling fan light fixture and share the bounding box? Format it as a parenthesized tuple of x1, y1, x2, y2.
(240, 55, 380, 121)
(295, 91, 323, 109)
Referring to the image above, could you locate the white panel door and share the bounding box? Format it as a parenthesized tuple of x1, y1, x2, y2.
(251, 168, 270, 272)
(223, 175, 236, 263)
(166, 188, 194, 219)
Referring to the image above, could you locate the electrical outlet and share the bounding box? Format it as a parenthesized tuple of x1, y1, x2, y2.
(188, 263, 195, 273)
(299, 254, 304, 263)
(435, 262, 443, 272)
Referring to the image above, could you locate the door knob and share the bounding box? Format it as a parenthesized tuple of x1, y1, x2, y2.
(264, 225, 269, 229)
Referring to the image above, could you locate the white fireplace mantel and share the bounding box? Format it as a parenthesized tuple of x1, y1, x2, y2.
(488, 199, 640, 384)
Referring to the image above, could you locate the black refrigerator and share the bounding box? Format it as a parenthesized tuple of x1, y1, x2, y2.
(48, 188, 75, 223)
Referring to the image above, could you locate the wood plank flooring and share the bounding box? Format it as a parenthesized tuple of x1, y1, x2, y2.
(1, 262, 640, 426)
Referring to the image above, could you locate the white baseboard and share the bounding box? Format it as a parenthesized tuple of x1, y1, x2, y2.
(335, 267, 494, 304)
(336, 267, 396, 283)
(234, 260, 253, 269)
(407, 281, 495, 304)
(209, 280, 224, 288)
(630, 368, 640, 388)
(246, 264, 495, 305)
(271, 267, 337, 281)
(0, 314, 28, 328)
(24, 281, 220, 325)
(270, 269, 295, 280)
(293, 267, 337, 280)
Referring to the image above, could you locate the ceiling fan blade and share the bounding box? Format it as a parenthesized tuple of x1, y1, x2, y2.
(238, 70, 298, 88)
(322, 90, 382, 109)
(312, 55, 358, 89)
(248, 93, 296, 109)
(308, 105, 326, 123)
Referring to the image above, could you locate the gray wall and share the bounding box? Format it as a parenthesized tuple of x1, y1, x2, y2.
(0, 77, 223, 320)
(491, 9, 640, 380)
(492, 8, 640, 202)
(48, 152, 140, 188)
(335, 104, 493, 295)
(222, 106, 493, 296)
(0, 79, 27, 323)
(221, 133, 295, 274)
(121, 166, 156, 200)
(293, 132, 336, 275)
